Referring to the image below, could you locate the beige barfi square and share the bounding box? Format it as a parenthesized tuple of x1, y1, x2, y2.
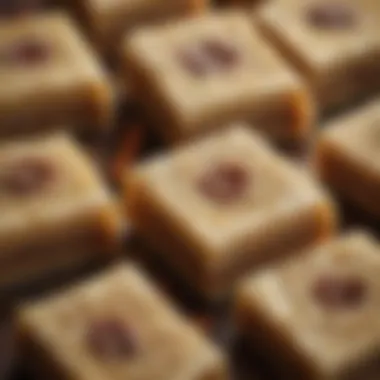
(17, 263, 227, 380)
(124, 125, 337, 299)
(316, 99, 380, 219)
(0, 132, 120, 288)
(0, 12, 114, 137)
(69, 0, 209, 57)
(235, 231, 380, 379)
(256, 0, 380, 112)
(123, 11, 314, 145)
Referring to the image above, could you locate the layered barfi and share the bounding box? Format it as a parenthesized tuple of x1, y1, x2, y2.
(122, 11, 314, 145)
(235, 231, 380, 379)
(256, 0, 380, 113)
(124, 125, 337, 299)
(316, 99, 380, 219)
(0, 12, 114, 137)
(17, 263, 227, 380)
(0, 132, 120, 289)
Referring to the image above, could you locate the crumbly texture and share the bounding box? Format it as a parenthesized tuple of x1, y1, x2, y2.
(17, 263, 227, 380)
(0, 133, 121, 288)
(125, 125, 337, 299)
(0, 11, 114, 136)
(235, 231, 380, 379)
(123, 11, 314, 144)
(256, 0, 380, 112)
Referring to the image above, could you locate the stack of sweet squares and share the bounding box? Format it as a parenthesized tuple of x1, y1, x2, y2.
(0, 0, 379, 379)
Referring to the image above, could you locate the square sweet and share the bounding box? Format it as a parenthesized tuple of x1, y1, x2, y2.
(123, 125, 337, 299)
(235, 231, 380, 379)
(0, 12, 114, 137)
(17, 263, 227, 380)
(315, 99, 380, 219)
(0, 133, 120, 289)
(122, 11, 314, 145)
(67, 0, 209, 57)
(256, 0, 380, 113)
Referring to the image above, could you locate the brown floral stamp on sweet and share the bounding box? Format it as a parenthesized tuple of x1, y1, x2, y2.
(0, 39, 50, 67)
(86, 318, 139, 360)
(306, 2, 357, 30)
(312, 274, 367, 309)
(178, 38, 240, 77)
(197, 161, 251, 204)
(0, 157, 56, 196)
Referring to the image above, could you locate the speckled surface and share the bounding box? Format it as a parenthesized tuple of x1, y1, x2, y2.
(1, 1, 380, 379)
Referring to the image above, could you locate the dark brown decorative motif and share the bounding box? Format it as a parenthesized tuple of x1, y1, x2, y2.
(0, 158, 56, 196)
(178, 38, 239, 76)
(312, 274, 367, 309)
(87, 318, 139, 360)
(197, 161, 251, 204)
(0, 39, 50, 67)
(306, 3, 357, 30)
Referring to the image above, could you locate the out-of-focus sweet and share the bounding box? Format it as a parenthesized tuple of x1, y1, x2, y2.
(0, 132, 121, 290)
(316, 99, 380, 219)
(124, 125, 337, 299)
(17, 263, 227, 380)
(235, 230, 380, 379)
(63, 0, 210, 58)
(0, 12, 115, 138)
(122, 11, 314, 145)
(256, 0, 380, 113)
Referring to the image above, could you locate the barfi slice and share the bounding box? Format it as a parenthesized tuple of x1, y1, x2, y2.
(124, 125, 337, 299)
(235, 231, 380, 379)
(0, 11, 114, 137)
(256, 0, 380, 113)
(122, 11, 314, 145)
(0, 132, 120, 289)
(17, 263, 227, 380)
(316, 99, 380, 219)
(67, 0, 209, 57)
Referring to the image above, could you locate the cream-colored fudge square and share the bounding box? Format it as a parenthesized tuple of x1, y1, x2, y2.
(0, 12, 114, 137)
(123, 11, 314, 145)
(316, 99, 380, 219)
(256, 0, 380, 113)
(69, 0, 209, 56)
(235, 231, 380, 379)
(124, 125, 337, 299)
(17, 263, 227, 380)
(0, 132, 120, 288)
